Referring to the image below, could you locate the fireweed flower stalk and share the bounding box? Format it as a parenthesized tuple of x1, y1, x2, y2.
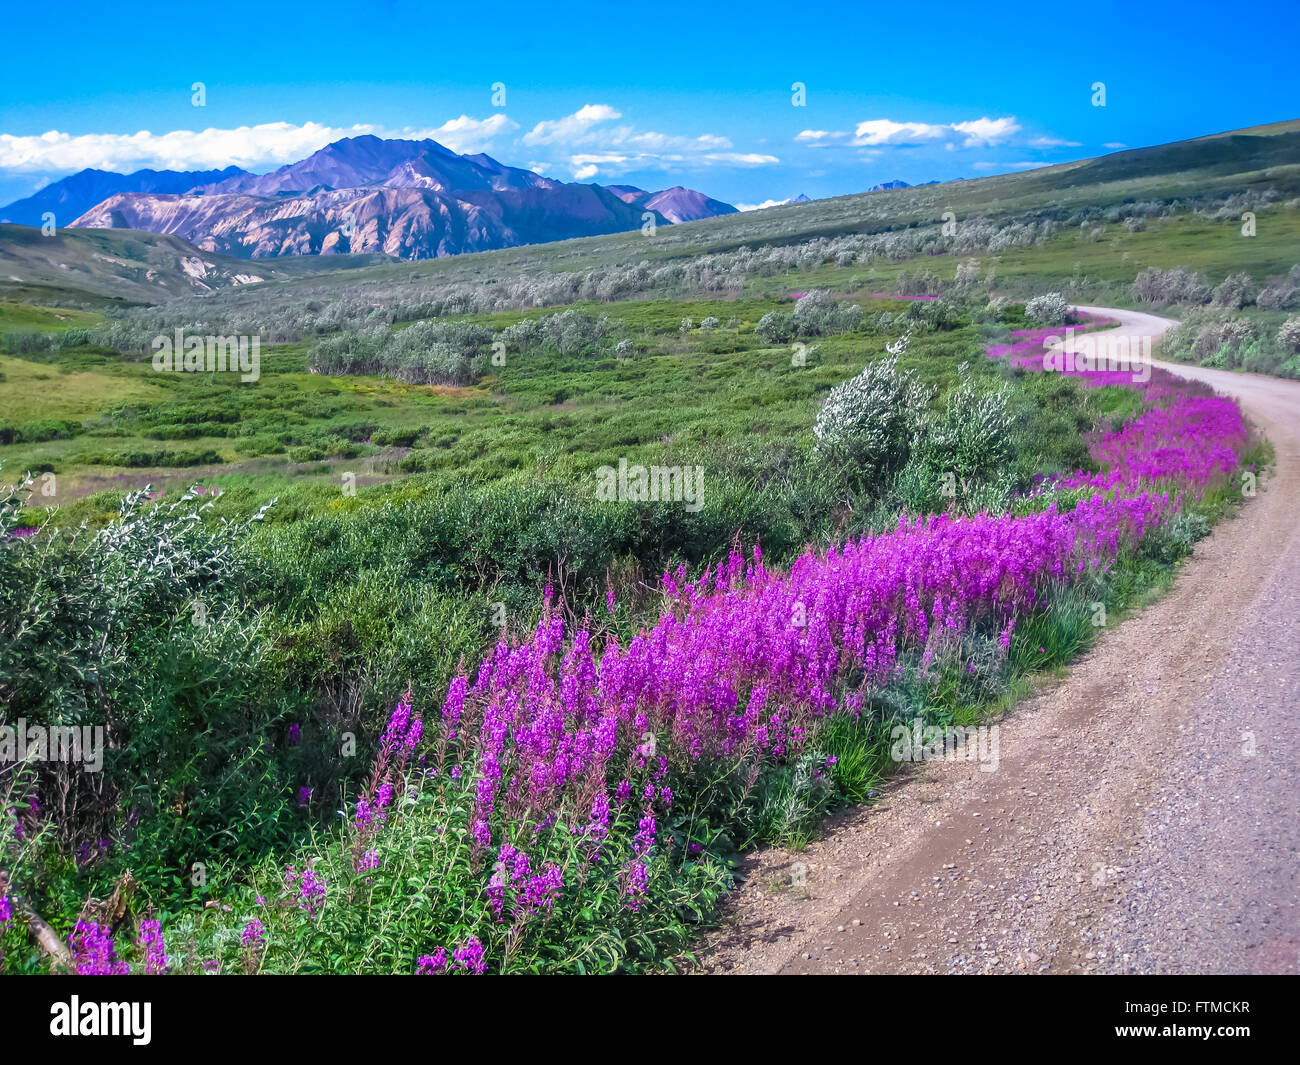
(240, 918, 265, 974)
(69, 920, 129, 975)
(241, 918, 265, 948)
(350, 686, 424, 868)
(285, 865, 327, 917)
(0, 894, 11, 966)
(137, 920, 169, 974)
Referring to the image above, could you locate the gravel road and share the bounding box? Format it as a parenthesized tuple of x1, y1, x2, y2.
(700, 307, 1300, 975)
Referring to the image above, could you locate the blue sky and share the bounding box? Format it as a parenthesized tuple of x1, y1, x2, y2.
(2, 0, 1298, 208)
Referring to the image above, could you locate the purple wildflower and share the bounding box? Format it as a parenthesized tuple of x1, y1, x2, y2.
(137, 920, 169, 974)
(296, 867, 327, 916)
(241, 919, 265, 948)
(453, 936, 487, 975)
(69, 921, 128, 975)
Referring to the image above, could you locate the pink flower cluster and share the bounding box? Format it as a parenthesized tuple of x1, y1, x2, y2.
(985, 312, 1119, 364)
(417, 936, 487, 975)
(986, 312, 1249, 498)
(69, 920, 129, 975)
(1063, 395, 1246, 497)
(438, 493, 1169, 828)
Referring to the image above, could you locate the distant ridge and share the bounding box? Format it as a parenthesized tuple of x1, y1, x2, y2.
(0, 166, 249, 226)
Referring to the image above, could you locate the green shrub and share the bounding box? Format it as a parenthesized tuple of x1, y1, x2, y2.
(813, 350, 933, 489)
(0, 482, 310, 905)
(370, 427, 421, 448)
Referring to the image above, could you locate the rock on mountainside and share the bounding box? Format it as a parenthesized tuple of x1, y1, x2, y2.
(0, 167, 248, 227)
(64, 136, 737, 260)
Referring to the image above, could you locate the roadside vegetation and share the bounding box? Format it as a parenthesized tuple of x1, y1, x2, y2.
(0, 128, 1288, 972)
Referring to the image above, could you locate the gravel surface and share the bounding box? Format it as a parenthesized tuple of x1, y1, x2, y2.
(698, 307, 1300, 975)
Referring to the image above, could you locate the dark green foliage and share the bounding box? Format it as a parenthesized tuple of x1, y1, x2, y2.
(0, 482, 312, 907)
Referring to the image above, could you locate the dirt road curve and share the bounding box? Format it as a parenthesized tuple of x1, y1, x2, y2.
(702, 306, 1300, 975)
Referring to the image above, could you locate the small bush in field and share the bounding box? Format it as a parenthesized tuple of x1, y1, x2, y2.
(1256, 279, 1299, 310)
(756, 311, 794, 343)
(0, 479, 304, 909)
(1192, 316, 1256, 364)
(1132, 266, 1213, 306)
(1211, 272, 1256, 310)
(813, 353, 933, 483)
(793, 290, 862, 335)
(894, 267, 943, 296)
(500, 309, 613, 356)
(1278, 316, 1300, 353)
(309, 321, 492, 384)
(1025, 292, 1070, 325)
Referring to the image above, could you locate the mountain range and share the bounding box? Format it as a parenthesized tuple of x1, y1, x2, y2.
(0, 136, 739, 261)
(1, 167, 248, 228)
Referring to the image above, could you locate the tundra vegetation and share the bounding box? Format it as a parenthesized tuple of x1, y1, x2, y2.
(0, 125, 1291, 972)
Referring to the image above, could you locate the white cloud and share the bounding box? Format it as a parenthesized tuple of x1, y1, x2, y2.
(522, 104, 622, 147)
(0, 119, 516, 176)
(799, 116, 1026, 150)
(736, 199, 789, 212)
(852, 119, 950, 146)
(703, 152, 779, 166)
(521, 104, 777, 179)
(567, 153, 632, 179)
(795, 129, 851, 145)
(1, 106, 773, 187)
(1104, 142, 1128, 149)
(430, 114, 519, 155)
(1028, 135, 1082, 148)
(951, 117, 1022, 147)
